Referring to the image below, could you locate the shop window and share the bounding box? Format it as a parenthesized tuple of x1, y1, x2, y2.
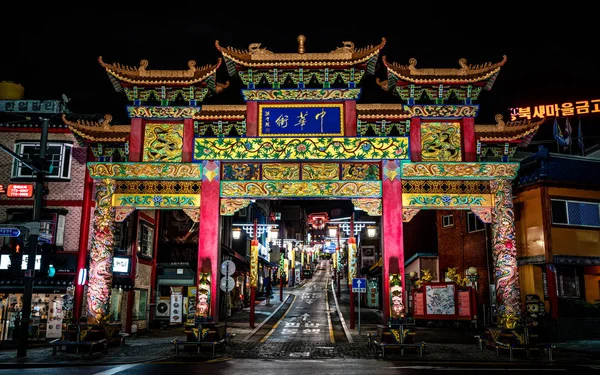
(442, 214, 454, 228)
(467, 212, 485, 233)
(3, 210, 67, 249)
(109, 288, 123, 322)
(551, 199, 600, 228)
(137, 221, 154, 259)
(132, 289, 148, 320)
(558, 267, 581, 298)
(11, 141, 73, 180)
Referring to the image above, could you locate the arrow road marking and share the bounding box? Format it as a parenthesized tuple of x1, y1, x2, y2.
(301, 313, 310, 322)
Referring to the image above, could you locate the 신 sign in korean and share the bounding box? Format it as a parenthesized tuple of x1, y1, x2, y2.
(259, 103, 344, 136)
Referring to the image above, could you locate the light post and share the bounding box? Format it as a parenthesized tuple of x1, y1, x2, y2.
(232, 221, 278, 328)
(327, 225, 338, 294)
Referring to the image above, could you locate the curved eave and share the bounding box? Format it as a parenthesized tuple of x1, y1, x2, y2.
(476, 124, 542, 142)
(383, 55, 506, 86)
(101, 59, 222, 86)
(356, 104, 411, 119)
(68, 126, 129, 143)
(216, 39, 385, 68)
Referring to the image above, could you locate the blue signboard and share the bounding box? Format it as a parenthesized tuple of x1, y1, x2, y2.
(323, 242, 337, 254)
(352, 278, 367, 293)
(0, 228, 20, 237)
(259, 103, 344, 136)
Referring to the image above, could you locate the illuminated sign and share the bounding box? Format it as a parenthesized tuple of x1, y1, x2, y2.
(510, 99, 600, 121)
(259, 103, 344, 136)
(0, 185, 5, 194)
(113, 256, 130, 273)
(6, 184, 34, 198)
(21, 254, 42, 270)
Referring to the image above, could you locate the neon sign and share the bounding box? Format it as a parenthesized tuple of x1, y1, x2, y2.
(510, 99, 600, 121)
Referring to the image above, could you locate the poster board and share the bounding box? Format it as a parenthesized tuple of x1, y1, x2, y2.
(412, 283, 476, 320)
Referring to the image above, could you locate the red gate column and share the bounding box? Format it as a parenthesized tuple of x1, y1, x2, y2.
(87, 178, 116, 324)
(382, 160, 405, 323)
(198, 161, 221, 321)
(74, 155, 94, 322)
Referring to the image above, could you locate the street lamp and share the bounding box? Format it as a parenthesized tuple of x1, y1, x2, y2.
(366, 225, 377, 238)
(327, 226, 338, 238)
(232, 227, 242, 240)
(269, 227, 279, 241)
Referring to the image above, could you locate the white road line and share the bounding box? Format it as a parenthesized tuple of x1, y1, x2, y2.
(331, 278, 353, 343)
(325, 274, 335, 343)
(242, 294, 292, 341)
(93, 364, 140, 375)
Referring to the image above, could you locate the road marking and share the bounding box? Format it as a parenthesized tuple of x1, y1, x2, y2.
(331, 278, 353, 343)
(93, 364, 139, 375)
(206, 357, 233, 363)
(325, 274, 335, 343)
(242, 294, 292, 341)
(260, 294, 297, 343)
(387, 368, 565, 371)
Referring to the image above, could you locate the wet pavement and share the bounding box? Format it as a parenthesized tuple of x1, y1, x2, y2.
(1, 258, 599, 367)
(266, 260, 334, 343)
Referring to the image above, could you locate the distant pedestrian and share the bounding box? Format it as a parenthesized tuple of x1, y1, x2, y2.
(265, 277, 273, 306)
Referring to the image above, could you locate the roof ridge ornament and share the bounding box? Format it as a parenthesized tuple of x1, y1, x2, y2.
(297, 34, 306, 54)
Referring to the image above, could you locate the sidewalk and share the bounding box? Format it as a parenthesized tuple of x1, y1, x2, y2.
(0, 283, 304, 367)
(332, 274, 600, 364)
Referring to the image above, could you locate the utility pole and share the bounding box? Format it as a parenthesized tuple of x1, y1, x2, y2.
(17, 118, 48, 357)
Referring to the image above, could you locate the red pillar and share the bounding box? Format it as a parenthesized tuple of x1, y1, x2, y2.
(409, 117, 421, 162)
(349, 216, 356, 329)
(182, 118, 194, 162)
(150, 211, 161, 321)
(129, 118, 144, 162)
(344, 101, 357, 136)
(198, 161, 221, 321)
(74, 151, 94, 322)
(546, 264, 559, 319)
(250, 219, 258, 328)
(382, 160, 405, 323)
(462, 117, 476, 162)
(246, 102, 258, 136)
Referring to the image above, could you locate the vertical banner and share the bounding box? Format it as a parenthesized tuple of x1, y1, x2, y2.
(347, 237, 357, 283)
(170, 286, 183, 324)
(390, 274, 404, 319)
(186, 287, 197, 324)
(46, 296, 64, 339)
(250, 239, 259, 288)
(333, 251, 338, 270)
(279, 253, 285, 277)
(301, 251, 305, 268)
(196, 274, 210, 318)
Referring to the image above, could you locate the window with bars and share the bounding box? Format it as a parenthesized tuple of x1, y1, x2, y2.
(11, 141, 73, 180)
(551, 199, 600, 228)
(558, 267, 581, 298)
(138, 221, 154, 259)
(442, 214, 454, 228)
(467, 211, 485, 233)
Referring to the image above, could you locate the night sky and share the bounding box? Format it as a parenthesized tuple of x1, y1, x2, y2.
(2, 7, 599, 145)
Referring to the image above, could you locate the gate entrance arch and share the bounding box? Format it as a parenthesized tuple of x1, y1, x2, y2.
(71, 35, 541, 329)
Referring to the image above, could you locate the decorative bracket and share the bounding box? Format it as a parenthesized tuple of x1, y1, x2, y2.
(402, 208, 421, 223)
(220, 198, 251, 216)
(183, 208, 200, 223)
(352, 198, 382, 216)
(471, 207, 492, 223)
(114, 207, 135, 222)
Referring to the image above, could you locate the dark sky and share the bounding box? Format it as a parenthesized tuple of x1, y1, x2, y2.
(3, 6, 599, 143)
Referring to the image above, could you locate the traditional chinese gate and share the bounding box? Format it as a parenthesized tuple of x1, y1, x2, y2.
(71, 36, 538, 328)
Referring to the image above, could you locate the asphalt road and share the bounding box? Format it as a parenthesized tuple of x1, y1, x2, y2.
(265, 260, 334, 343)
(1, 359, 596, 374)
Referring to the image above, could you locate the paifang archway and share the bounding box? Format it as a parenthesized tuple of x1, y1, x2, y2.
(71, 35, 540, 329)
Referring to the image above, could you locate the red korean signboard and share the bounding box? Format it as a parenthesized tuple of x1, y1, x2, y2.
(6, 184, 34, 198)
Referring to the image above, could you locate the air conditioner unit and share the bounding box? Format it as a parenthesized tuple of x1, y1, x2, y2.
(155, 299, 170, 319)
